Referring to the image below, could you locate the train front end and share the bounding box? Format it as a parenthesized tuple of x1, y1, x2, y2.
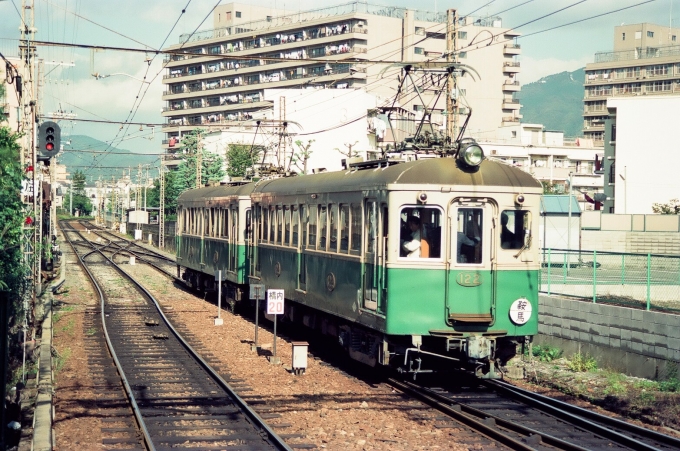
(382, 152, 542, 378)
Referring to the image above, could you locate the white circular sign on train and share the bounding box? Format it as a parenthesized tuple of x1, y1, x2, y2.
(509, 298, 532, 325)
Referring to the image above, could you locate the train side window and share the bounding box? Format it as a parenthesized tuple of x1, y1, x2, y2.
(366, 201, 377, 255)
(500, 210, 531, 250)
(301, 205, 308, 248)
(456, 208, 483, 264)
(350, 204, 361, 255)
(291, 205, 299, 247)
(329, 204, 338, 252)
(245, 209, 251, 241)
(399, 207, 442, 259)
(284, 206, 291, 245)
(308, 205, 317, 249)
(262, 207, 269, 242)
(339, 204, 349, 253)
(269, 206, 276, 243)
(276, 206, 283, 245)
(319, 205, 328, 251)
(224, 209, 229, 239)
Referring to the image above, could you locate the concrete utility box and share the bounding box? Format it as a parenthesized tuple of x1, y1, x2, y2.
(291, 341, 308, 375)
(134, 229, 142, 240)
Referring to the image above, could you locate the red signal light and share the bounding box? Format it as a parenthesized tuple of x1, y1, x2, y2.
(46, 143, 54, 151)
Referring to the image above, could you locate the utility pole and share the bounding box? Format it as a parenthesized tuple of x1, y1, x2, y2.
(159, 164, 165, 249)
(196, 132, 202, 188)
(446, 9, 459, 142)
(279, 96, 286, 167)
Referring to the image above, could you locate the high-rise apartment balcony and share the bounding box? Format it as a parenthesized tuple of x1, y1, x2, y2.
(502, 81, 520, 92)
(502, 99, 521, 110)
(503, 44, 520, 55)
(502, 61, 520, 73)
(502, 116, 520, 123)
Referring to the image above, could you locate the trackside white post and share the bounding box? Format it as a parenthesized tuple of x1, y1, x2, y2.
(214, 270, 224, 326)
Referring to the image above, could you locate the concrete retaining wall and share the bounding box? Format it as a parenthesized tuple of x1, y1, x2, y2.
(537, 294, 680, 379)
(581, 230, 680, 255)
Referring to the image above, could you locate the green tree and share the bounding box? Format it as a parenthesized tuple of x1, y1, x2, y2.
(541, 181, 563, 194)
(63, 192, 93, 216)
(652, 198, 680, 214)
(226, 143, 258, 178)
(147, 170, 180, 215)
(72, 169, 87, 195)
(291, 140, 314, 175)
(0, 126, 27, 295)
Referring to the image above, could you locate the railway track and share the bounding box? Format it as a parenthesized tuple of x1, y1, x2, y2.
(61, 220, 293, 451)
(78, 221, 178, 278)
(389, 375, 680, 451)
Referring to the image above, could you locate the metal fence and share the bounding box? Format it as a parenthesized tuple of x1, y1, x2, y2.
(540, 249, 680, 312)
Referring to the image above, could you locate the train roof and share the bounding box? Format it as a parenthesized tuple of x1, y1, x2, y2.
(252, 157, 541, 197)
(177, 158, 541, 206)
(178, 182, 257, 206)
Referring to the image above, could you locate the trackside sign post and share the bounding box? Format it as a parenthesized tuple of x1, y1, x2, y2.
(267, 289, 284, 364)
(250, 284, 265, 351)
(214, 270, 225, 326)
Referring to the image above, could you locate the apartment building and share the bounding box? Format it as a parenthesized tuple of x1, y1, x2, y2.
(160, 2, 522, 151)
(583, 23, 680, 144)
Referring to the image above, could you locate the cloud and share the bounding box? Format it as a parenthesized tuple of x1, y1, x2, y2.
(519, 55, 590, 84)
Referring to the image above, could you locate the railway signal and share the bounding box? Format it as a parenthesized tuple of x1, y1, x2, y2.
(38, 121, 61, 159)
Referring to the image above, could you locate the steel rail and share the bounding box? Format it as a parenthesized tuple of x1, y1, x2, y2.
(388, 378, 540, 450)
(489, 380, 680, 450)
(61, 221, 156, 451)
(64, 220, 293, 451)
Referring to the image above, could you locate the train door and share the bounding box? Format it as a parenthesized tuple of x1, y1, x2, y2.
(446, 200, 496, 324)
(362, 200, 386, 313)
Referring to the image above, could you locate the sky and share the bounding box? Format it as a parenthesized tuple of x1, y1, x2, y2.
(0, 0, 677, 167)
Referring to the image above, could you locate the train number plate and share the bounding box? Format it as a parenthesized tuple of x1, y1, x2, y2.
(456, 272, 483, 287)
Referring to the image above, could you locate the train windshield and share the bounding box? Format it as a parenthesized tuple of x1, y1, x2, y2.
(399, 207, 442, 259)
(500, 210, 531, 250)
(456, 208, 483, 264)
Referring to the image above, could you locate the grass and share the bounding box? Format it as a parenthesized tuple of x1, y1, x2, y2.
(85, 327, 97, 336)
(527, 344, 563, 362)
(568, 352, 598, 372)
(54, 347, 71, 372)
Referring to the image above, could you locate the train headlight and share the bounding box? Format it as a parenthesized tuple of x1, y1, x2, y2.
(458, 141, 484, 167)
(509, 298, 532, 325)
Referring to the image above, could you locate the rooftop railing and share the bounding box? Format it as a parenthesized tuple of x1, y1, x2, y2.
(177, 2, 500, 44)
(594, 44, 680, 63)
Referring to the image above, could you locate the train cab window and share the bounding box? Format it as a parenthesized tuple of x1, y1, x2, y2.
(291, 206, 299, 246)
(350, 204, 362, 255)
(366, 201, 377, 255)
(329, 204, 338, 252)
(399, 207, 442, 259)
(339, 204, 349, 254)
(500, 210, 531, 250)
(456, 208, 483, 264)
(276, 206, 283, 245)
(284, 206, 291, 245)
(319, 205, 328, 251)
(308, 206, 317, 249)
(262, 207, 269, 242)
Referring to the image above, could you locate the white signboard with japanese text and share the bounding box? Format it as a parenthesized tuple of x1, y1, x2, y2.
(266, 289, 285, 315)
(509, 298, 532, 325)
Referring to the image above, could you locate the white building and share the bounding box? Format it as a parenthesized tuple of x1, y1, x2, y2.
(479, 123, 604, 210)
(603, 96, 680, 214)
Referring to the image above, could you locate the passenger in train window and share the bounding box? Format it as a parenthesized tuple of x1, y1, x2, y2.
(500, 212, 517, 249)
(400, 215, 421, 258)
(457, 232, 479, 263)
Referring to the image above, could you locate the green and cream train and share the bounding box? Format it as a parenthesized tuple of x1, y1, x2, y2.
(176, 148, 542, 377)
